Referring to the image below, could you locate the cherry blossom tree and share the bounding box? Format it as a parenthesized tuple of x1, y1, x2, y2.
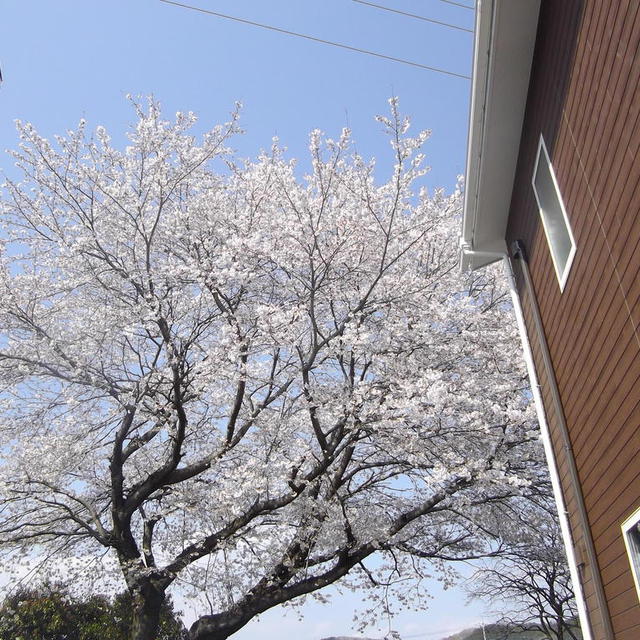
(0, 98, 541, 640)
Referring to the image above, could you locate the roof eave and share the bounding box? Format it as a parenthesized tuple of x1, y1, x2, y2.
(460, 0, 541, 271)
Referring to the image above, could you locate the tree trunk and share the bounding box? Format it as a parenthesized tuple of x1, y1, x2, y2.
(130, 582, 165, 640)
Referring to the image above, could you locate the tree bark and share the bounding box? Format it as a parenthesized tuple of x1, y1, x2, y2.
(189, 611, 251, 640)
(130, 582, 165, 640)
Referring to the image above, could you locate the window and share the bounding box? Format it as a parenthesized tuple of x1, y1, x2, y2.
(532, 136, 576, 290)
(622, 507, 640, 602)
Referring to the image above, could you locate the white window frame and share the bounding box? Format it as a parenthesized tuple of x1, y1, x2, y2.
(531, 136, 577, 291)
(622, 506, 640, 602)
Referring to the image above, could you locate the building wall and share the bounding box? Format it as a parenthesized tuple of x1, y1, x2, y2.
(505, 1, 640, 637)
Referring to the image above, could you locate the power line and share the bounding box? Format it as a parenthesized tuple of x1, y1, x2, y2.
(158, 0, 471, 80)
(440, 0, 476, 10)
(352, 0, 473, 33)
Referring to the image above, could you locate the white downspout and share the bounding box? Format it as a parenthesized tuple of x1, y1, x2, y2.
(501, 255, 593, 640)
(460, 244, 594, 638)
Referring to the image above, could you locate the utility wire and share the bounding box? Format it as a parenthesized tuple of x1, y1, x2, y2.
(440, 0, 476, 10)
(352, 0, 473, 33)
(158, 0, 471, 80)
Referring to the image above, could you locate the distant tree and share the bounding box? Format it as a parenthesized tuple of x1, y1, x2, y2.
(0, 98, 543, 640)
(0, 587, 76, 640)
(0, 586, 187, 640)
(467, 502, 581, 640)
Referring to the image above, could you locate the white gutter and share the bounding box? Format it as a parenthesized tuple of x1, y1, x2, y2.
(502, 255, 593, 640)
(460, 0, 541, 272)
(461, 0, 495, 265)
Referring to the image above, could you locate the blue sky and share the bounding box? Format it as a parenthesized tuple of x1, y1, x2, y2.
(0, 1, 494, 638)
(0, 0, 473, 188)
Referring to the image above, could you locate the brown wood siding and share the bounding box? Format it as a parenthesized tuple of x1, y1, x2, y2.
(505, 0, 640, 636)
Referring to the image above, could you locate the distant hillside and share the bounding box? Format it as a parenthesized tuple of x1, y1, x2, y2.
(320, 637, 380, 640)
(319, 631, 542, 640)
(320, 621, 580, 640)
(441, 623, 571, 640)
(319, 628, 540, 640)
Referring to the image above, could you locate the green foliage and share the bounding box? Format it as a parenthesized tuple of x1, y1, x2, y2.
(0, 586, 187, 640)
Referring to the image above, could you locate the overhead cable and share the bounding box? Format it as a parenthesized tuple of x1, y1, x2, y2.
(440, 0, 475, 10)
(158, 0, 471, 80)
(352, 0, 473, 33)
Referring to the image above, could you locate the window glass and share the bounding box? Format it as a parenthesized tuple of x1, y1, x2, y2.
(532, 137, 576, 290)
